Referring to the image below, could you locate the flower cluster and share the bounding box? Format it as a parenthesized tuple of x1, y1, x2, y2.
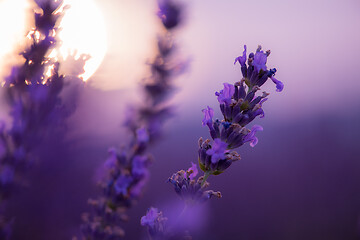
(200, 45, 283, 175)
(168, 162, 222, 204)
(142, 44, 284, 238)
(79, 0, 186, 239)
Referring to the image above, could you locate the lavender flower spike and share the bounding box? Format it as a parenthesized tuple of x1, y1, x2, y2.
(215, 83, 235, 105)
(243, 125, 263, 147)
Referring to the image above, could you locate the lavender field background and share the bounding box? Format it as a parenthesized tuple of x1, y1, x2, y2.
(1, 0, 360, 239)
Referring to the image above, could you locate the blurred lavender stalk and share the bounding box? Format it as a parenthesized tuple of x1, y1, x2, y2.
(78, 0, 187, 239)
(142, 45, 284, 238)
(0, 0, 85, 238)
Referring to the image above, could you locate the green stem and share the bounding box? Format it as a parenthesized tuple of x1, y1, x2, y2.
(201, 171, 211, 187)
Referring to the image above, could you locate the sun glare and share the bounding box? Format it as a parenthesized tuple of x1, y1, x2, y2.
(58, 0, 107, 81)
(0, 0, 107, 82)
(0, 0, 29, 78)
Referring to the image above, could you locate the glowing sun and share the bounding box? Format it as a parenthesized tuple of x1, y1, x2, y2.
(0, 0, 107, 81)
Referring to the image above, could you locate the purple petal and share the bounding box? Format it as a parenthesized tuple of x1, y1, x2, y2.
(215, 83, 235, 105)
(243, 125, 263, 147)
(202, 106, 214, 126)
(136, 127, 149, 143)
(234, 45, 247, 67)
(187, 162, 198, 180)
(114, 175, 133, 195)
(141, 207, 160, 227)
(253, 47, 268, 72)
(104, 148, 118, 169)
(206, 138, 228, 164)
(270, 76, 284, 92)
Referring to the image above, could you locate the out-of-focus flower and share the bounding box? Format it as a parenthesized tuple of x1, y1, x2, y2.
(157, 0, 182, 30)
(141, 207, 167, 239)
(80, 1, 187, 238)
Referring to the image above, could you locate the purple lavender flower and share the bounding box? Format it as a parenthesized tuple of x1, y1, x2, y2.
(270, 76, 284, 92)
(136, 127, 149, 144)
(253, 45, 268, 72)
(196, 45, 283, 177)
(206, 138, 228, 164)
(243, 125, 263, 147)
(80, 1, 187, 238)
(141, 207, 167, 239)
(132, 155, 150, 177)
(114, 175, 133, 195)
(234, 45, 247, 67)
(168, 166, 221, 204)
(198, 138, 240, 175)
(215, 83, 235, 105)
(186, 162, 198, 180)
(202, 106, 213, 127)
(234, 45, 284, 93)
(0, 1, 81, 237)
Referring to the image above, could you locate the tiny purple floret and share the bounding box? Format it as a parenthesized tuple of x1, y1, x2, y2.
(114, 175, 133, 195)
(104, 148, 117, 169)
(132, 155, 148, 177)
(243, 125, 263, 147)
(202, 106, 214, 127)
(206, 138, 228, 164)
(234, 45, 247, 67)
(270, 76, 284, 92)
(186, 162, 198, 180)
(215, 83, 235, 105)
(136, 127, 149, 143)
(253, 49, 268, 72)
(141, 207, 160, 227)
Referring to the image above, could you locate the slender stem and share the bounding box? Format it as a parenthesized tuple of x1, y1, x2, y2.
(201, 171, 211, 187)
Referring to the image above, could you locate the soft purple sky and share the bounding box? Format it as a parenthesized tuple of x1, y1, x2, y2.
(86, 0, 360, 126)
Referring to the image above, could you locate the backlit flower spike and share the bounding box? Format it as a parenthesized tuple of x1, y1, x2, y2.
(0, 1, 80, 238)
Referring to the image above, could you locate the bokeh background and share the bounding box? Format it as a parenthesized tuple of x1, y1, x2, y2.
(1, 0, 360, 239)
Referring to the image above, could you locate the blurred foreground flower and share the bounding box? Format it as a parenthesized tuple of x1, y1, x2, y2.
(0, 1, 86, 238)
